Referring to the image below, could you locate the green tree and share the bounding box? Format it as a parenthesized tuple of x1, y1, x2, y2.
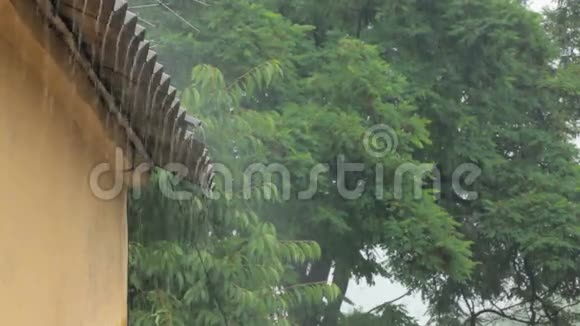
(127, 0, 580, 325)
(132, 0, 475, 320)
(355, 0, 580, 324)
(545, 0, 580, 64)
(128, 62, 340, 325)
(263, 0, 580, 323)
(338, 306, 420, 326)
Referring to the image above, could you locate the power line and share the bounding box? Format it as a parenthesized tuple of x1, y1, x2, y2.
(156, 0, 200, 33)
(129, 3, 160, 9)
(130, 1, 206, 33)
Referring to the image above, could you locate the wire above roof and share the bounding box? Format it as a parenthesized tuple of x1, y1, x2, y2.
(17, 0, 214, 191)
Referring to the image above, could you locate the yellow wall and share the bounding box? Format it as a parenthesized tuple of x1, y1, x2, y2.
(0, 2, 128, 325)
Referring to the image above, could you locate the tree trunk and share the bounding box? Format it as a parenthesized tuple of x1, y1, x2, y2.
(322, 261, 350, 326)
(297, 258, 333, 325)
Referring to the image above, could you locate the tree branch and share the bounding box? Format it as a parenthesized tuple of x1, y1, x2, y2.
(468, 308, 531, 325)
(368, 290, 413, 314)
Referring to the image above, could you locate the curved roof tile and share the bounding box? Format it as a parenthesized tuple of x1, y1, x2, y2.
(25, 0, 214, 191)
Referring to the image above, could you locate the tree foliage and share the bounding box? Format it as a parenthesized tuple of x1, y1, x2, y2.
(127, 0, 580, 325)
(128, 63, 340, 325)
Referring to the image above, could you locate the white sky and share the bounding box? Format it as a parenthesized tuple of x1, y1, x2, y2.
(530, 0, 554, 11)
(344, 1, 575, 323)
(529, 0, 555, 11)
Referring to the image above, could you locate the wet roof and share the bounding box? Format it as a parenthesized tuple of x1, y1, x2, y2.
(24, 0, 214, 190)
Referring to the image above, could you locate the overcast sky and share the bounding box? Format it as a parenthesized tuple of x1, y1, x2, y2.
(529, 0, 555, 11)
(344, 0, 569, 323)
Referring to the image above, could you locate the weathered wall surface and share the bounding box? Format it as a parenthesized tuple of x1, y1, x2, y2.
(0, 2, 128, 325)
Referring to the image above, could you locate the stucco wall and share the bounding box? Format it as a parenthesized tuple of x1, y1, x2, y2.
(0, 2, 128, 325)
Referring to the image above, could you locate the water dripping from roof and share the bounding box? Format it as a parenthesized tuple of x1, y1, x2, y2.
(121, 33, 140, 118)
(98, 12, 114, 71)
(144, 70, 166, 152)
(115, 21, 132, 145)
(80, 0, 89, 46)
(114, 11, 135, 74)
(155, 87, 176, 161)
(142, 64, 161, 146)
(71, 0, 89, 53)
(127, 43, 147, 122)
(94, 0, 105, 43)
